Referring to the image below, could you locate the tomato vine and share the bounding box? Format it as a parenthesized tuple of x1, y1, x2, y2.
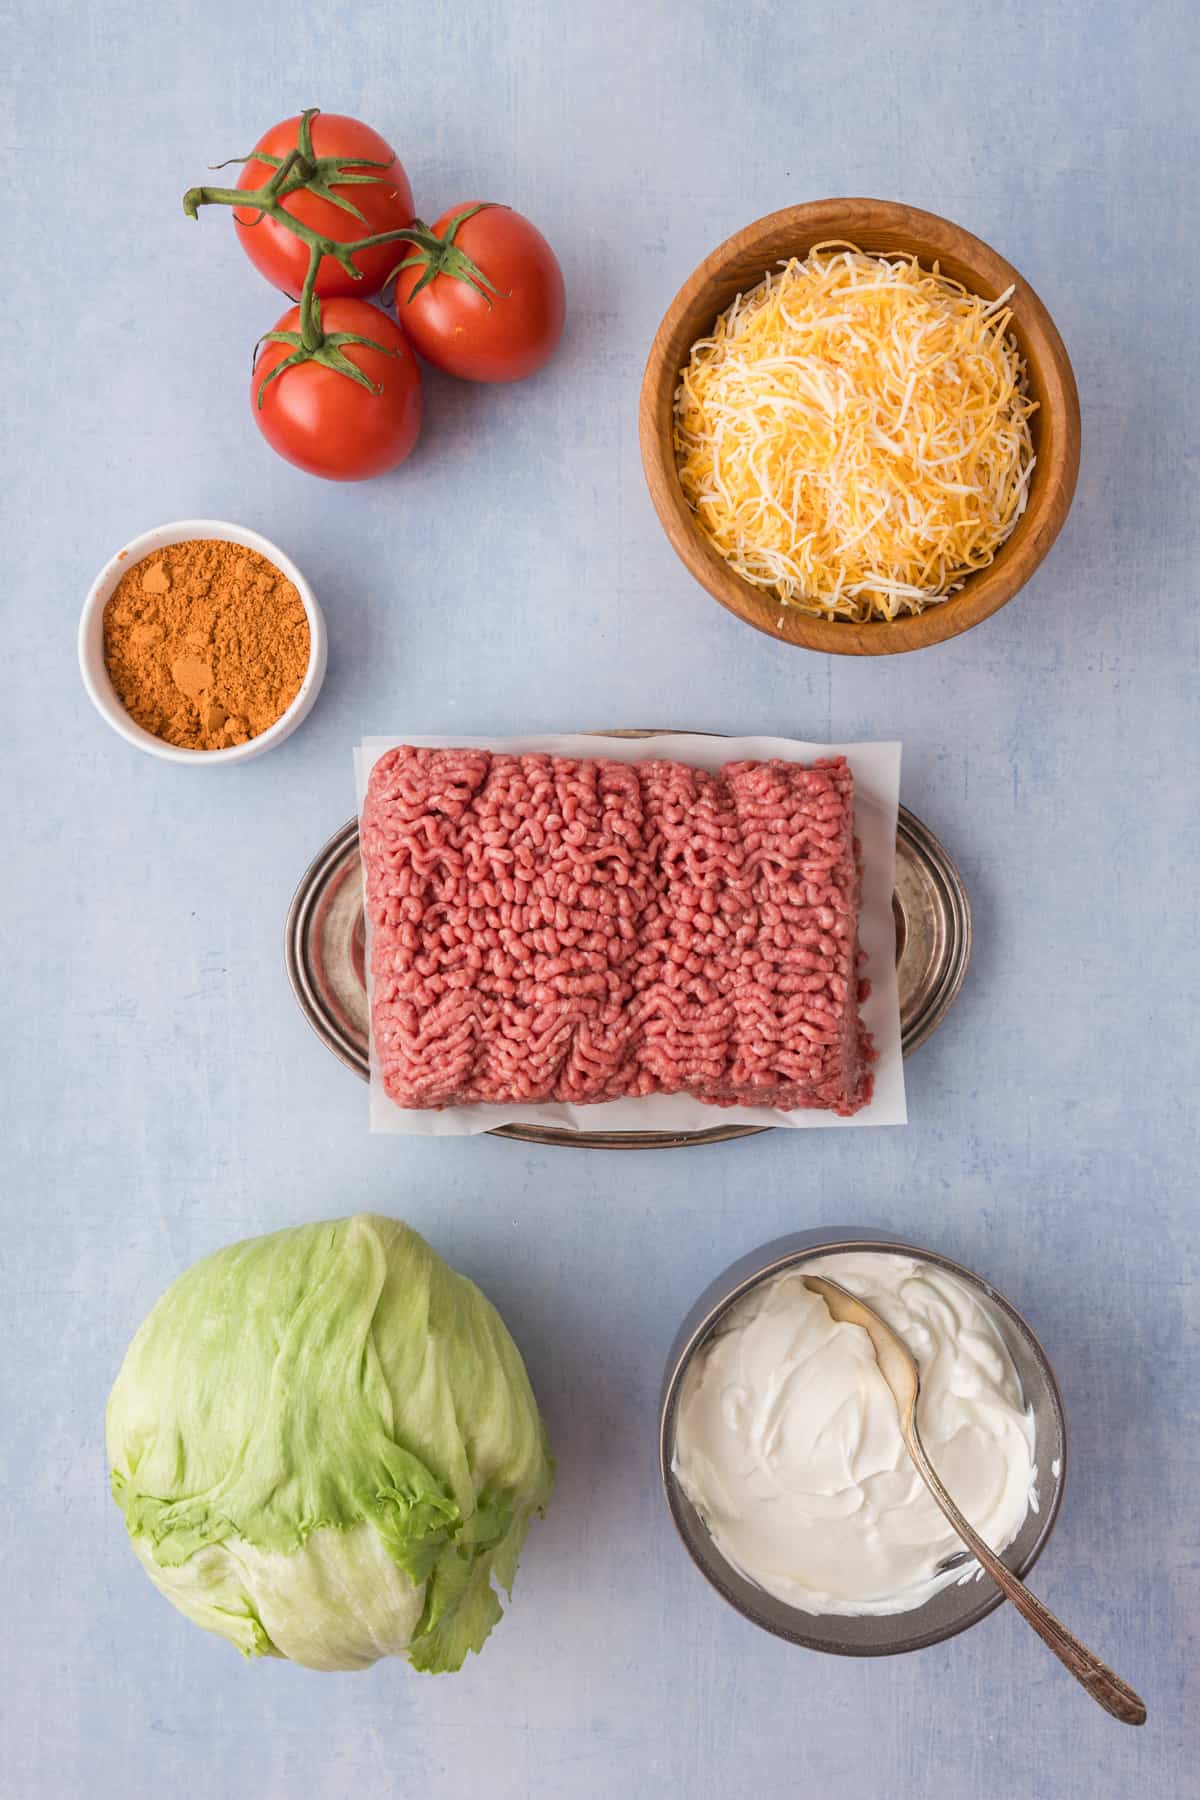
(183, 108, 424, 403)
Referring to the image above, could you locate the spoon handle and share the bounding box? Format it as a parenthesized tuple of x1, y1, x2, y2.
(906, 1430, 1146, 1726)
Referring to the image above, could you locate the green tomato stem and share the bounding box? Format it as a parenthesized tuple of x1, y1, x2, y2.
(181, 108, 407, 280)
(299, 251, 324, 352)
(380, 205, 509, 306)
(186, 110, 426, 406)
(254, 238, 403, 407)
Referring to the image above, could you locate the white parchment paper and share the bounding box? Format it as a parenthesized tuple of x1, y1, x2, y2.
(354, 735, 906, 1135)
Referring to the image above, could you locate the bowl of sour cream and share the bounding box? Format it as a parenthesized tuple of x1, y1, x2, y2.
(660, 1229, 1067, 1655)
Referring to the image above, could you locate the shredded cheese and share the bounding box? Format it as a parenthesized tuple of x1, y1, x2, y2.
(674, 244, 1038, 622)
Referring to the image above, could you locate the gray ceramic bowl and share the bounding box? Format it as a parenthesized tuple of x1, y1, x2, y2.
(660, 1228, 1067, 1656)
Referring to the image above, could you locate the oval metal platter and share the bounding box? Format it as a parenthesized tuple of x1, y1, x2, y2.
(286, 735, 972, 1148)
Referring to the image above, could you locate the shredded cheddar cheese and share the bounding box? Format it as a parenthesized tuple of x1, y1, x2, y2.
(674, 244, 1038, 622)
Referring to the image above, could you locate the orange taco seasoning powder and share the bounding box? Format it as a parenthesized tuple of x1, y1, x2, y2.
(103, 538, 311, 751)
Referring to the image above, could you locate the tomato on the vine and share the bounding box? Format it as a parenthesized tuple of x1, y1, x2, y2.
(234, 112, 414, 299)
(391, 203, 565, 382)
(251, 298, 422, 481)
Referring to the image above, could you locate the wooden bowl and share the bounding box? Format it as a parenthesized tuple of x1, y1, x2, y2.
(639, 199, 1081, 655)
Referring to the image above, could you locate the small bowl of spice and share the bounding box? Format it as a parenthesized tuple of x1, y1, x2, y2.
(78, 519, 326, 763)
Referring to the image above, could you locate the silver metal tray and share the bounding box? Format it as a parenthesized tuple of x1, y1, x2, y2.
(285, 741, 971, 1148)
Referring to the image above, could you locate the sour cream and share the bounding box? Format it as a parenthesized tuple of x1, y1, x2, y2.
(672, 1253, 1037, 1616)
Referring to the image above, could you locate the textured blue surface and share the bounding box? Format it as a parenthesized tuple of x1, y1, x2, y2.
(3, 1, 1197, 1794)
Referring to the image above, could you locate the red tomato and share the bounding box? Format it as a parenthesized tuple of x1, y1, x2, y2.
(252, 299, 423, 480)
(235, 113, 414, 298)
(391, 203, 565, 382)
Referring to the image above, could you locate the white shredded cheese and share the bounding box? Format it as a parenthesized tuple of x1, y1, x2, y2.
(674, 244, 1038, 622)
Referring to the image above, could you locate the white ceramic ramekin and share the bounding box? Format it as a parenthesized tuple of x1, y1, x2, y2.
(78, 518, 327, 765)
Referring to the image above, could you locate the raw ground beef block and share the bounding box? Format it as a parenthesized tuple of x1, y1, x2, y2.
(361, 746, 875, 1115)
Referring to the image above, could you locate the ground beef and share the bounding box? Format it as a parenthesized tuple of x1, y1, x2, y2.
(362, 747, 875, 1115)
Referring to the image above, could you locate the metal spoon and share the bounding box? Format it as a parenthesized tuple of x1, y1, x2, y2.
(802, 1274, 1146, 1726)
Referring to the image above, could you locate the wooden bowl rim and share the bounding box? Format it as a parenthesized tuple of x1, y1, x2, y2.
(639, 198, 1081, 656)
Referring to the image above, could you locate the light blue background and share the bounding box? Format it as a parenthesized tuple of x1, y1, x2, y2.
(3, 1, 1196, 1794)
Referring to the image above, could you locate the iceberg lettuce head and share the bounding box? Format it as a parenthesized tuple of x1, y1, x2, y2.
(107, 1214, 554, 1673)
